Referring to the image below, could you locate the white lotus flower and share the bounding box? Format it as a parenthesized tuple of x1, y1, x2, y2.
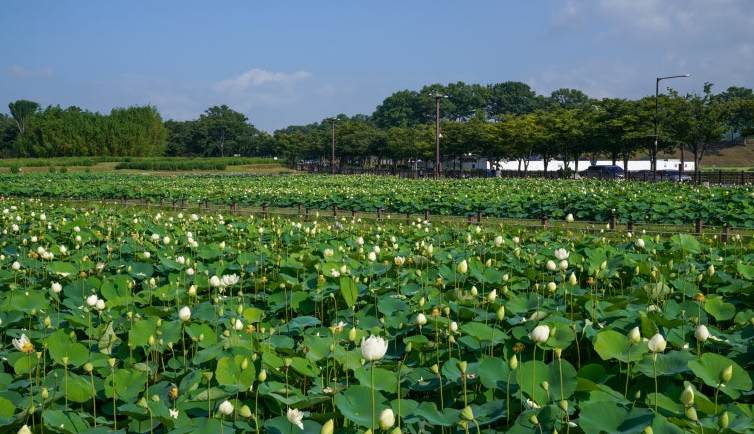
(179, 306, 191, 322)
(694, 325, 710, 342)
(379, 408, 396, 430)
(680, 385, 695, 406)
(361, 334, 389, 361)
(287, 407, 304, 430)
(209, 275, 221, 287)
(457, 259, 468, 274)
(636, 238, 645, 249)
(218, 400, 234, 416)
(528, 325, 550, 343)
(17, 425, 32, 434)
(647, 333, 667, 353)
(51, 282, 62, 294)
(546, 260, 557, 271)
(221, 274, 239, 287)
(554, 248, 569, 261)
(367, 251, 377, 262)
(86, 294, 99, 307)
(13, 334, 34, 353)
(394, 256, 405, 266)
(565, 213, 574, 223)
(416, 313, 427, 326)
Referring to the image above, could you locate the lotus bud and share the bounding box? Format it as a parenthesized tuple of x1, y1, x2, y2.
(546, 282, 557, 293)
(487, 289, 497, 303)
(378, 408, 395, 430)
(460, 405, 474, 421)
(509, 354, 518, 370)
(540, 381, 549, 392)
(458, 361, 467, 374)
(239, 404, 252, 418)
(457, 259, 468, 274)
(720, 365, 733, 383)
(558, 400, 568, 412)
(496, 305, 505, 321)
(258, 369, 267, 382)
(321, 419, 334, 434)
(694, 325, 710, 342)
(528, 414, 539, 425)
(553, 348, 562, 359)
(430, 364, 439, 375)
(628, 326, 641, 345)
(148, 335, 155, 346)
(348, 327, 357, 341)
(642, 427, 653, 434)
(708, 264, 715, 276)
(470, 286, 478, 297)
(44, 316, 52, 327)
(240, 358, 249, 371)
(84, 362, 93, 373)
(685, 406, 699, 422)
(568, 272, 577, 286)
(720, 411, 729, 428)
(108, 358, 116, 368)
(416, 313, 427, 326)
(680, 385, 694, 406)
(41, 388, 49, 399)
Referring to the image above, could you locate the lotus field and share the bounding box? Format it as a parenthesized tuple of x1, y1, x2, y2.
(0, 175, 753, 434)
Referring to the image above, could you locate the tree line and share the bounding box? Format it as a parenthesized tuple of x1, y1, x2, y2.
(2, 81, 753, 177)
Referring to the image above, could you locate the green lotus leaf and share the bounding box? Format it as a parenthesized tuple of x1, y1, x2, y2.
(704, 298, 736, 321)
(263, 414, 321, 434)
(688, 353, 752, 399)
(478, 356, 511, 390)
(593, 330, 647, 363)
(333, 384, 389, 428)
(105, 368, 147, 403)
(215, 355, 256, 391)
(579, 401, 654, 434)
(339, 275, 358, 308)
(354, 366, 398, 392)
(517, 359, 549, 405)
(128, 262, 153, 280)
(412, 401, 461, 427)
(43, 409, 91, 434)
(289, 356, 320, 377)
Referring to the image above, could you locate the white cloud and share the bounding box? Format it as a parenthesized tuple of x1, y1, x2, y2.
(214, 68, 311, 92)
(8, 65, 54, 78)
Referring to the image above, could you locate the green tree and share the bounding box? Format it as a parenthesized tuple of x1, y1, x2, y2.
(486, 81, 543, 117)
(8, 99, 40, 137)
(196, 105, 258, 157)
(666, 83, 731, 182)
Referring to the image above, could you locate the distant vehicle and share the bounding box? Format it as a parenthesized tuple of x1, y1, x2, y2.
(629, 169, 692, 183)
(579, 165, 625, 180)
(657, 169, 692, 183)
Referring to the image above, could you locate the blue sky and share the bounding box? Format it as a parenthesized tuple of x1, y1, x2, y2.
(2, 1, 752, 133)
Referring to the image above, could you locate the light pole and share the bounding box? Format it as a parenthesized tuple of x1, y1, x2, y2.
(654, 74, 691, 174)
(430, 93, 447, 179)
(328, 117, 337, 175)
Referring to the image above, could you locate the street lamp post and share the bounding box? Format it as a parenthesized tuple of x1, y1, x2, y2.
(430, 93, 447, 179)
(328, 117, 337, 175)
(654, 74, 691, 174)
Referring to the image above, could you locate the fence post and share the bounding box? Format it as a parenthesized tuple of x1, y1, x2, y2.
(305, 208, 311, 221)
(172, 201, 177, 211)
(424, 209, 430, 222)
(477, 210, 482, 224)
(121, 196, 126, 207)
(231, 202, 237, 214)
(181, 198, 187, 210)
(541, 214, 548, 229)
(467, 214, 474, 225)
(352, 210, 357, 219)
(627, 221, 635, 233)
(263, 203, 268, 219)
(722, 224, 729, 243)
(695, 217, 703, 235)
(406, 212, 412, 223)
(610, 214, 616, 231)
(333, 205, 338, 217)
(377, 207, 383, 220)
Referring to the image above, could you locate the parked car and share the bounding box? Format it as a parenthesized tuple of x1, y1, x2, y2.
(629, 169, 692, 182)
(579, 165, 625, 180)
(657, 169, 692, 183)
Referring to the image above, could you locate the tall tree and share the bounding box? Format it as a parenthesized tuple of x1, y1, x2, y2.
(486, 81, 543, 117)
(8, 99, 40, 137)
(666, 83, 731, 182)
